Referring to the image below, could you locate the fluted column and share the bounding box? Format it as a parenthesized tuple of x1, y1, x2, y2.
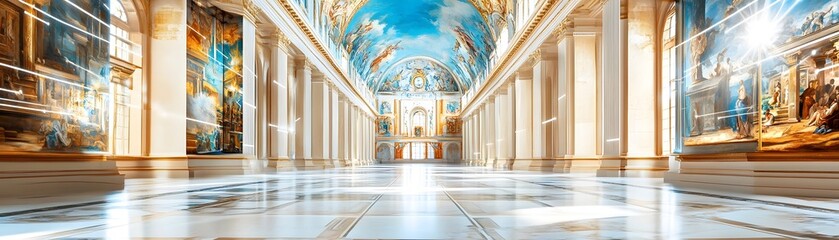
(496, 83, 516, 169)
(513, 72, 533, 170)
(338, 97, 349, 167)
(494, 94, 504, 167)
(554, 20, 575, 172)
(330, 85, 340, 167)
(268, 34, 291, 168)
(310, 75, 331, 168)
(531, 50, 556, 171)
(486, 98, 496, 167)
(294, 61, 313, 167)
(600, 0, 628, 175)
(348, 105, 357, 166)
(570, 20, 601, 172)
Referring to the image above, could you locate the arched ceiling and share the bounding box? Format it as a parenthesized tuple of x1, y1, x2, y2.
(322, 0, 517, 94)
(376, 58, 461, 94)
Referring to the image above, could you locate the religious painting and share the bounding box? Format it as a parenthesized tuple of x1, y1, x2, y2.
(343, 0, 493, 91)
(444, 116, 461, 135)
(682, 0, 761, 147)
(186, 0, 243, 154)
(377, 116, 392, 136)
(377, 58, 461, 94)
(682, 0, 839, 151)
(0, 0, 111, 153)
(445, 101, 460, 114)
(379, 99, 392, 114)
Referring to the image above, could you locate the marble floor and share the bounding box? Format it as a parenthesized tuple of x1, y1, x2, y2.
(1, 164, 838, 239)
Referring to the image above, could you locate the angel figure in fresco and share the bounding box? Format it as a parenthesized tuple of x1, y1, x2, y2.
(369, 42, 400, 73)
(805, 6, 834, 35)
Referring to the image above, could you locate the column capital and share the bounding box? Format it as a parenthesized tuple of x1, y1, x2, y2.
(243, 0, 264, 25)
(553, 18, 574, 41)
(527, 49, 543, 67)
(271, 30, 292, 53)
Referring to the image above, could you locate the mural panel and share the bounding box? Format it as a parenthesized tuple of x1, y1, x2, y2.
(682, 0, 839, 151)
(682, 0, 761, 146)
(0, 0, 111, 153)
(186, 0, 242, 154)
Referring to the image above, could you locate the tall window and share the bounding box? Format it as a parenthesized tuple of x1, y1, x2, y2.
(411, 143, 426, 160)
(109, 0, 132, 61)
(661, 11, 677, 155)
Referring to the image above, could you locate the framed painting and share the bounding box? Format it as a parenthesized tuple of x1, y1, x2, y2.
(0, 0, 21, 66)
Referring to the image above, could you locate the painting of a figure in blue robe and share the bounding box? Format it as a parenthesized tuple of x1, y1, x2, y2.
(0, 0, 111, 153)
(681, 0, 839, 150)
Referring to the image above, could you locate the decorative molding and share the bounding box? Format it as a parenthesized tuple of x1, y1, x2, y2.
(527, 49, 543, 67)
(276, 0, 378, 116)
(461, 0, 559, 115)
(277, 34, 291, 52)
(243, 0, 263, 24)
(553, 18, 574, 40)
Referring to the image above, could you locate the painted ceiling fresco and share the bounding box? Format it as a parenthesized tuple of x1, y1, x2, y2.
(333, 0, 515, 93)
(377, 58, 461, 93)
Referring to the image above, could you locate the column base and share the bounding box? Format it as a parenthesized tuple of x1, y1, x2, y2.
(0, 153, 124, 198)
(666, 152, 839, 198)
(510, 159, 555, 171)
(293, 158, 336, 170)
(493, 159, 514, 169)
(268, 157, 294, 171)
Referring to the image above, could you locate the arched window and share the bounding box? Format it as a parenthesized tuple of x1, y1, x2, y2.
(110, 0, 127, 22)
(661, 10, 677, 155)
(411, 110, 426, 137)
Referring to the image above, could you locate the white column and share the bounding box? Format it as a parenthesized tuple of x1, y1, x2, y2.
(330, 85, 339, 165)
(556, 25, 573, 159)
(338, 97, 348, 166)
(311, 75, 330, 165)
(486, 98, 496, 166)
(269, 36, 291, 160)
(601, 0, 628, 166)
(494, 95, 504, 164)
(347, 105, 356, 165)
(573, 32, 600, 158)
(532, 52, 556, 166)
(514, 73, 533, 162)
(242, 19, 256, 155)
(295, 61, 312, 161)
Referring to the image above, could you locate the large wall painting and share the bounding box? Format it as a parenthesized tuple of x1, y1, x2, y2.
(682, 0, 839, 151)
(342, 0, 494, 90)
(0, 0, 111, 153)
(682, 0, 761, 146)
(186, 0, 243, 154)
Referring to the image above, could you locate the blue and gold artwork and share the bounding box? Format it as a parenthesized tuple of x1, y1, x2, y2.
(342, 0, 494, 91)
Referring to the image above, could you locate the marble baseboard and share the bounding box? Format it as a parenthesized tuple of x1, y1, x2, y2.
(666, 153, 839, 198)
(0, 153, 124, 197)
(111, 155, 250, 178)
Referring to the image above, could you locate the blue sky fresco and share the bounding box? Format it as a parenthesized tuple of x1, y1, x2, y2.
(342, 0, 495, 91)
